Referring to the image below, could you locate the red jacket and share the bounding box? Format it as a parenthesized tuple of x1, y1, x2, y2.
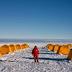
(32, 48, 39, 56)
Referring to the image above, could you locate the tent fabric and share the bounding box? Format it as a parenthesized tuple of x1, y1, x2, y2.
(15, 44, 21, 51)
(67, 44, 72, 48)
(21, 44, 29, 49)
(53, 44, 60, 52)
(0, 45, 9, 54)
(47, 44, 54, 51)
(57, 45, 70, 55)
(9, 44, 15, 53)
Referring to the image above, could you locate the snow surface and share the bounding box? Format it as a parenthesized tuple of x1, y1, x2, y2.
(0, 43, 72, 72)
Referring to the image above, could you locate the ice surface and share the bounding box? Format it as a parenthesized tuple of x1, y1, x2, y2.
(0, 41, 72, 72)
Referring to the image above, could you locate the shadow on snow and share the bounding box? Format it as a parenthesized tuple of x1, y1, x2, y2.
(39, 53, 56, 55)
(22, 57, 67, 61)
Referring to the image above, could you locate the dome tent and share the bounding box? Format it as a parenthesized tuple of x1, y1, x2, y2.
(67, 49, 72, 60)
(57, 45, 65, 54)
(53, 44, 60, 52)
(0, 53, 2, 58)
(9, 44, 15, 53)
(0, 46, 2, 58)
(67, 44, 72, 48)
(21, 44, 29, 49)
(15, 44, 21, 51)
(57, 45, 70, 55)
(47, 44, 52, 48)
(0, 45, 9, 54)
(47, 44, 54, 51)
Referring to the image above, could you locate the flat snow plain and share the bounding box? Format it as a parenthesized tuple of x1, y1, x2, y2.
(0, 43, 72, 72)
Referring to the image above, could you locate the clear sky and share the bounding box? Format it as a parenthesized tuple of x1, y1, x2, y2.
(0, 0, 72, 39)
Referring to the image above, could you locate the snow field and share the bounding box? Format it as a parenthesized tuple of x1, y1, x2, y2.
(0, 43, 72, 72)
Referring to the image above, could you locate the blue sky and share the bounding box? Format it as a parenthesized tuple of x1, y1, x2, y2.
(0, 0, 72, 39)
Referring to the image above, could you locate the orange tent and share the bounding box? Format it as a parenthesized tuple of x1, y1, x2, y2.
(53, 44, 60, 52)
(21, 44, 29, 49)
(47, 44, 52, 48)
(67, 49, 72, 60)
(9, 44, 15, 53)
(15, 44, 21, 51)
(0, 53, 2, 58)
(47, 44, 54, 51)
(67, 44, 72, 48)
(0, 45, 9, 54)
(0, 46, 2, 58)
(57, 45, 65, 54)
(57, 45, 70, 55)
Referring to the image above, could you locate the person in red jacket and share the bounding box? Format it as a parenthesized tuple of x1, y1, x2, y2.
(32, 46, 39, 62)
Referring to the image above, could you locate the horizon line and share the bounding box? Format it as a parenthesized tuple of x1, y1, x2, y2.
(0, 38, 72, 40)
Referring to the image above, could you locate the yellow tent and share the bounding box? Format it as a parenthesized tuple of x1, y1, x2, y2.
(47, 44, 54, 51)
(9, 44, 15, 53)
(57, 45, 70, 55)
(0, 53, 2, 58)
(15, 44, 21, 51)
(21, 44, 29, 49)
(57, 45, 65, 54)
(0, 46, 2, 58)
(47, 44, 52, 48)
(67, 49, 72, 60)
(67, 44, 72, 48)
(53, 44, 60, 52)
(0, 45, 9, 54)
